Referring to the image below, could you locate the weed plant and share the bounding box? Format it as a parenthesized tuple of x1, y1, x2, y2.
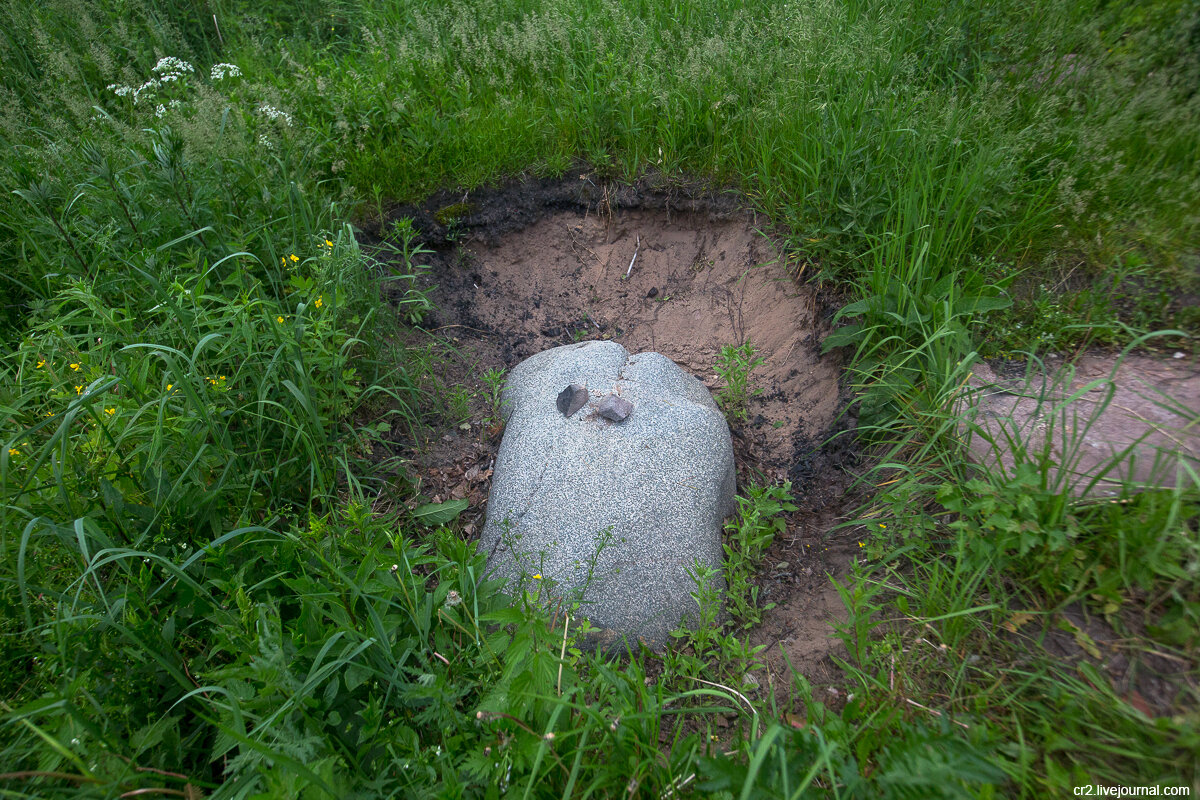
(723, 483, 798, 629)
(668, 484, 794, 690)
(715, 342, 765, 424)
(480, 367, 508, 428)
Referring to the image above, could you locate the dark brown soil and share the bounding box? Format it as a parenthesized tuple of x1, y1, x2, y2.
(1030, 604, 1198, 719)
(373, 174, 864, 702)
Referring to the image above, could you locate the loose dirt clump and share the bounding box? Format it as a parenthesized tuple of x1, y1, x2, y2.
(376, 175, 862, 697)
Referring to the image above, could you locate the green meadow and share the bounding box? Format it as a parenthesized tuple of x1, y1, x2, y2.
(1, 0, 1197, 796)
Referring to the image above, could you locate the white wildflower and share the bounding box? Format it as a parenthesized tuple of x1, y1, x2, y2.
(107, 83, 133, 97)
(153, 56, 194, 76)
(133, 78, 160, 104)
(258, 133, 273, 149)
(258, 103, 293, 126)
(210, 63, 241, 80)
(155, 104, 167, 118)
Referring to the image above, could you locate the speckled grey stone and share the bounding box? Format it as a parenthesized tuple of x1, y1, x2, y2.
(480, 340, 735, 649)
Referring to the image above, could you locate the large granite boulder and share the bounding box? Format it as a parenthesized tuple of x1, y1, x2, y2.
(479, 341, 736, 648)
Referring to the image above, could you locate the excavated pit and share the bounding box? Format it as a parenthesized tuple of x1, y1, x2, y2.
(446, 206, 841, 469)
(376, 175, 860, 694)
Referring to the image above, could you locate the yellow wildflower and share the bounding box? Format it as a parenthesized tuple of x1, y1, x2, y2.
(75, 385, 83, 394)
(314, 296, 323, 309)
(166, 384, 173, 391)
(8, 448, 19, 457)
(532, 574, 542, 580)
(289, 253, 299, 262)
(276, 315, 284, 323)
(36, 360, 45, 368)
(69, 363, 80, 371)
(325, 238, 333, 247)
(104, 408, 115, 415)
(879, 523, 886, 529)
(280, 256, 286, 266)
(858, 541, 864, 548)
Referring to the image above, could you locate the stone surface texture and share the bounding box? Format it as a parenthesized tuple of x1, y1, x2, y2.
(480, 341, 735, 648)
(962, 354, 1200, 497)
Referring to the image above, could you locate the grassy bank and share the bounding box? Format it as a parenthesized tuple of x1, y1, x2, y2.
(1, 0, 1197, 795)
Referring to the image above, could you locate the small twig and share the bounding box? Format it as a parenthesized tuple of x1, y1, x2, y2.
(556, 614, 570, 696)
(477, 709, 540, 737)
(179, 656, 212, 703)
(432, 651, 450, 666)
(624, 234, 640, 279)
(904, 698, 969, 730)
(661, 772, 696, 799)
(917, 637, 949, 653)
(120, 789, 189, 798)
(212, 15, 224, 46)
(0, 771, 101, 784)
(431, 324, 493, 335)
(475, 711, 571, 777)
(684, 676, 761, 738)
(113, 758, 191, 782)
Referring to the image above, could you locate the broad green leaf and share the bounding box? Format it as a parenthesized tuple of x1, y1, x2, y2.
(411, 499, 469, 527)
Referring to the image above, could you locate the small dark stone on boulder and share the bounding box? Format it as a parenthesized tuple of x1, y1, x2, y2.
(556, 384, 589, 417)
(597, 394, 633, 422)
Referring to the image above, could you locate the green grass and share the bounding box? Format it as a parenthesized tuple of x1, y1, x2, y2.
(836, 328, 1200, 787)
(0, 0, 1197, 795)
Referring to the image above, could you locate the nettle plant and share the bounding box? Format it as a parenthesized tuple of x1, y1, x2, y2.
(714, 341, 765, 424)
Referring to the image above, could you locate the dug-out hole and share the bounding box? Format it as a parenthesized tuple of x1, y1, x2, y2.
(377, 178, 858, 693)
(394, 180, 845, 488)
